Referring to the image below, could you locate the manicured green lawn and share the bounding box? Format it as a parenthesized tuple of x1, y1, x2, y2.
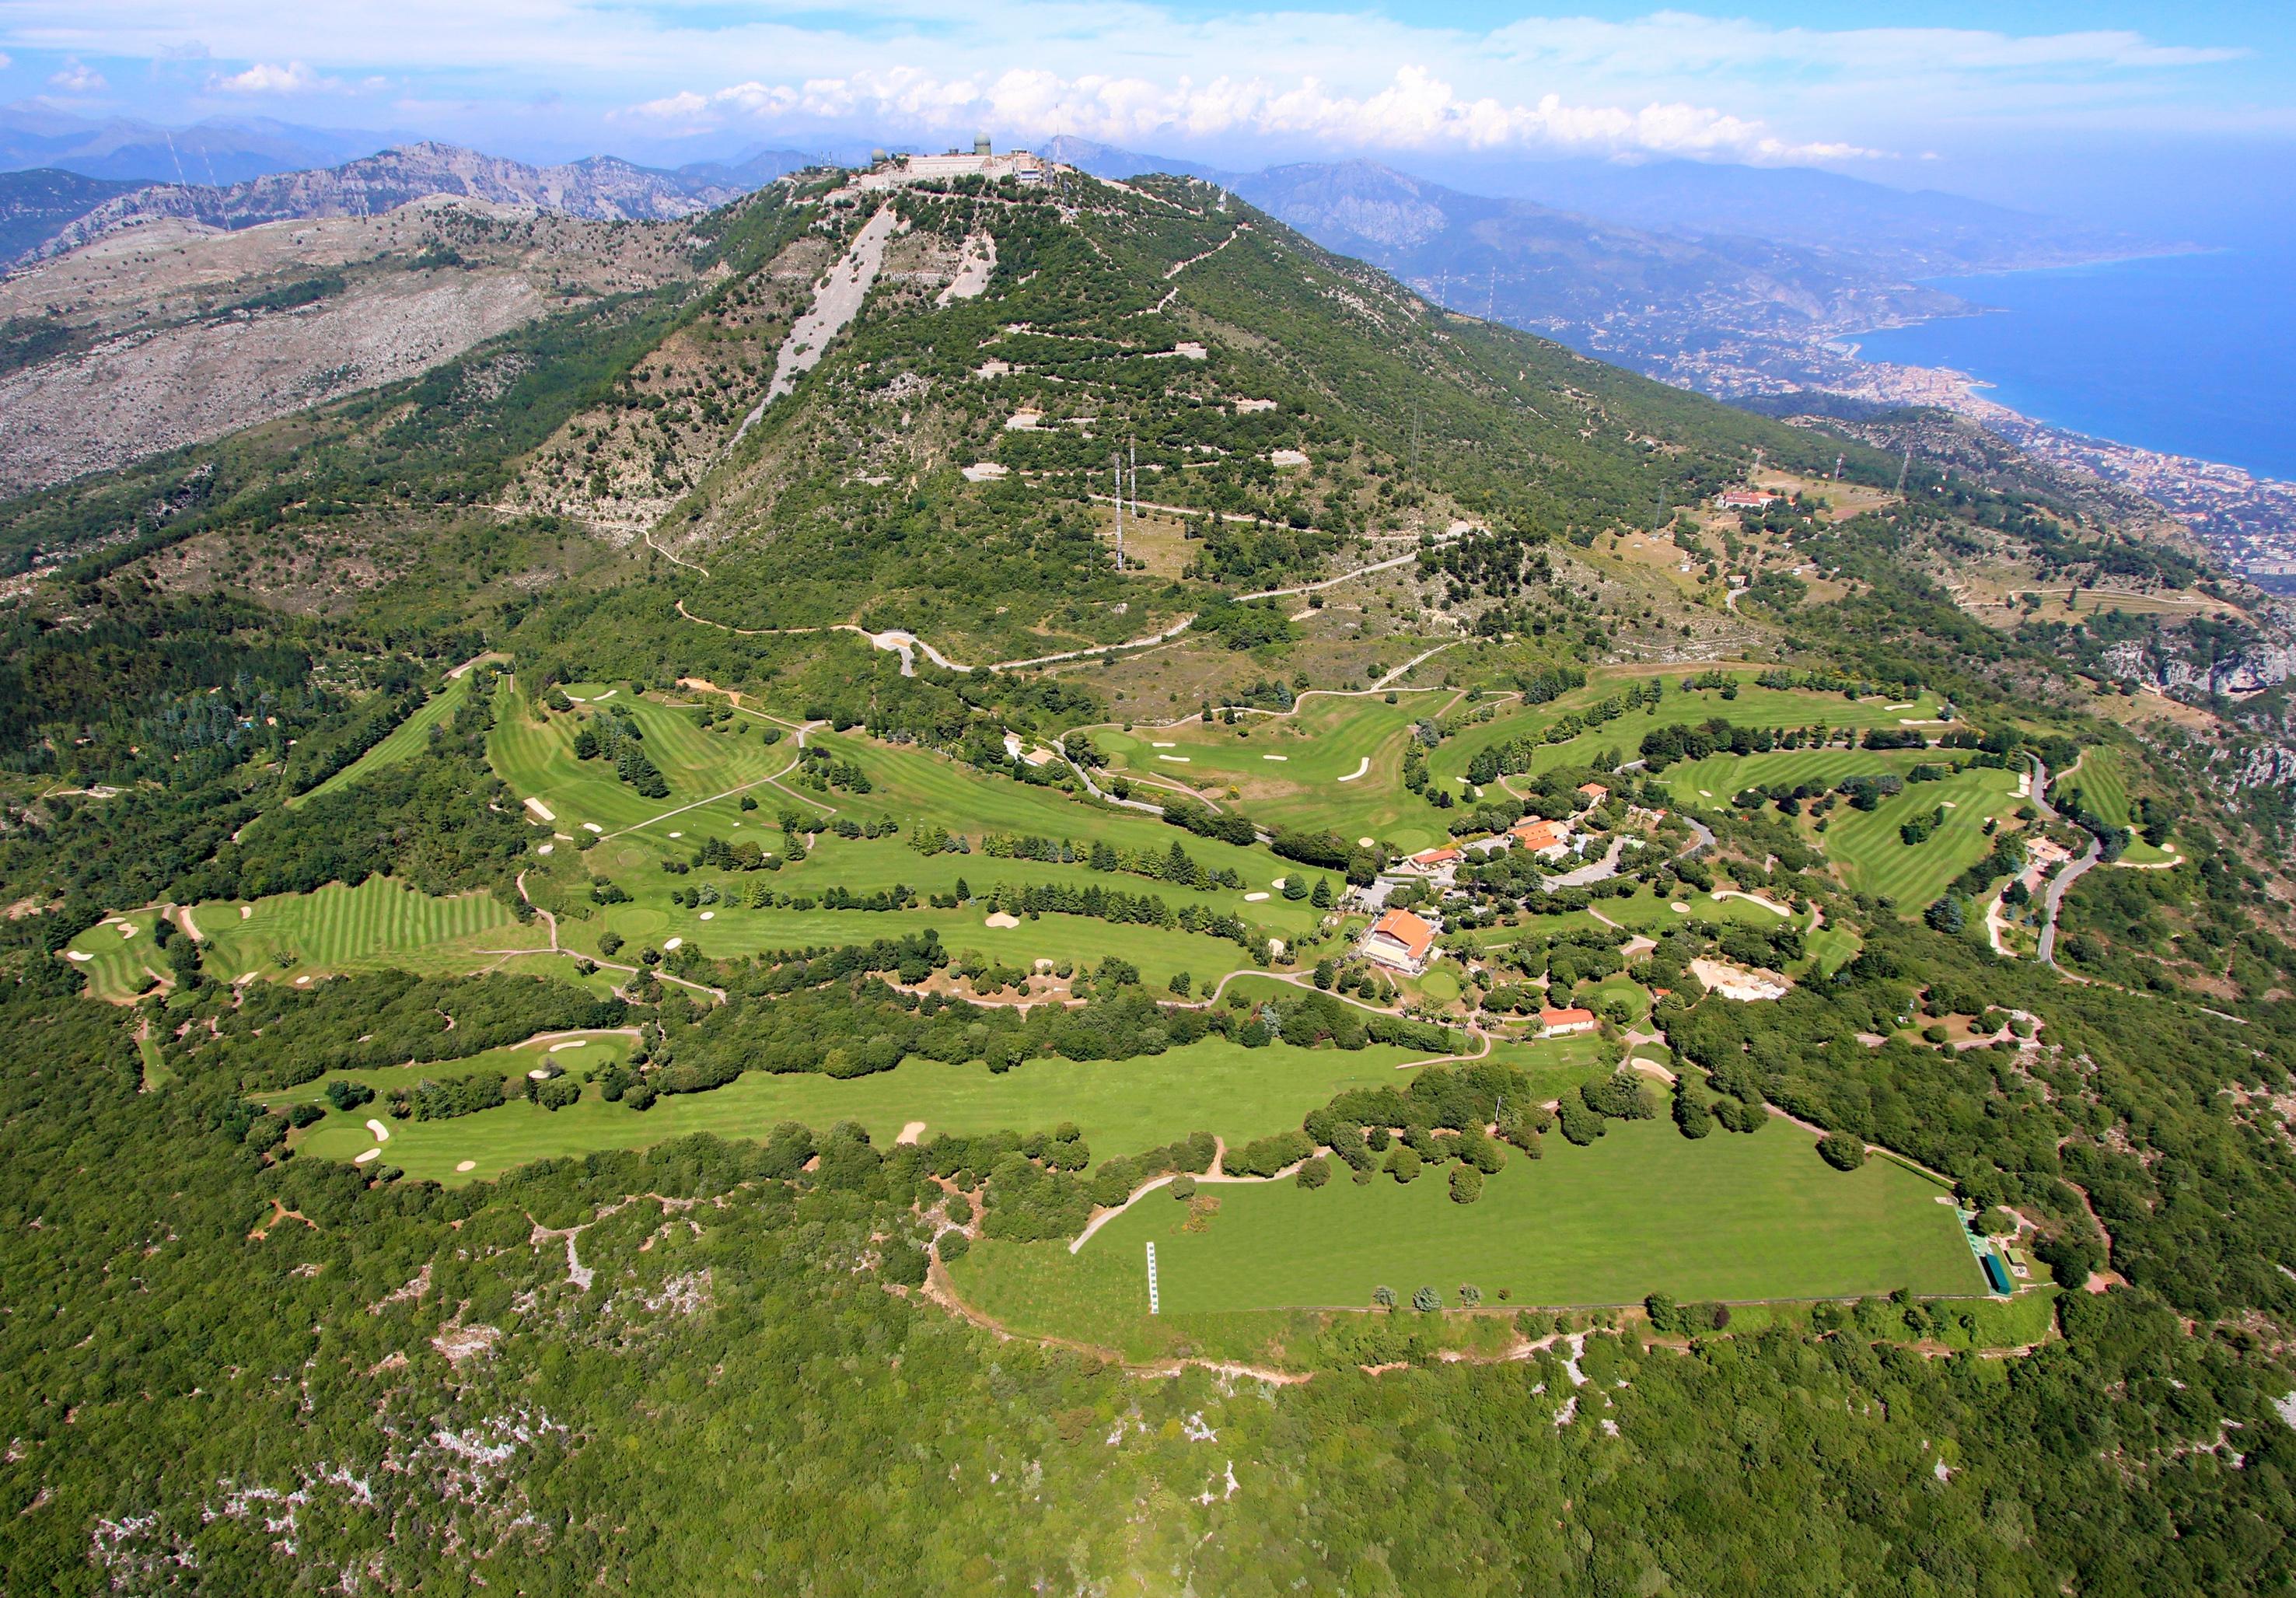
(63, 911, 166, 1001)
(193, 877, 541, 983)
(2060, 747, 2130, 829)
(1429, 677, 1946, 789)
(1819, 767, 2023, 908)
(489, 680, 800, 837)
(293, 673, 473, 806)
(954, 1115, 1983, 1341)
(1096, 694, 1454, 853)
(281, 1036, 1435, 1185)
(1654, 748, 2024, 911)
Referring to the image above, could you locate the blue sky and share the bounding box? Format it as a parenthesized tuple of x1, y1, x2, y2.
(4, 2, 2290, 226)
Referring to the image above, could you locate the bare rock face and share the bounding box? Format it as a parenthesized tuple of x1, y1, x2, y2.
(31, 143, 740, 261)
(2102, 638, 2294, 698)
(0, 271, 546, 496)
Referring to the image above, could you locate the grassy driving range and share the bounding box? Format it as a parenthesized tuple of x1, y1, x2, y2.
(954, 1115, 1983, 1340)
(278, 1035, 1441, 1185)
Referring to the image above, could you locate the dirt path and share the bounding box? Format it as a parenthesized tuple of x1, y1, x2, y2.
(644, 529, 711, 577)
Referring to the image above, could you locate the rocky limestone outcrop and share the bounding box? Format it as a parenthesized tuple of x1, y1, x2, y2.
(2102, 638, 2294, 698)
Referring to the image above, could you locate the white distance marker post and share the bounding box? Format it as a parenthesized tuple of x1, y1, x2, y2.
(1146, 1241, 1161, 1316)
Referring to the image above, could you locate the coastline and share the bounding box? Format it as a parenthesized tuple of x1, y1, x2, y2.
(1802, 247, 2296, 579)
(1812, 348, 2296, 578)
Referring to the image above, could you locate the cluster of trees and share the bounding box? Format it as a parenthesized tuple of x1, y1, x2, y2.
(979, 830, 1247, 893)
(169, 971, 626, 1089)
(570, 708, 669, 797)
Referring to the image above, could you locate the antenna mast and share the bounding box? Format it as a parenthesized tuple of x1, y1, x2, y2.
(1112, 453, 1124, 571)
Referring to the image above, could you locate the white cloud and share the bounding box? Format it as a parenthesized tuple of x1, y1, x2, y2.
(47, 58, 106, 93)
(625, 65, 1879, 164)
(0, 4, 2260, 159)
(207, 59, 329, 94)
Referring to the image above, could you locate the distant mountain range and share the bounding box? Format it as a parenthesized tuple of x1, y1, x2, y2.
(0, 140, 823, 265)
(0, 107, 400, 186)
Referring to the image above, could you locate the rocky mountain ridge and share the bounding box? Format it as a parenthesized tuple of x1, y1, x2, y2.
(16, 143, 753, 264)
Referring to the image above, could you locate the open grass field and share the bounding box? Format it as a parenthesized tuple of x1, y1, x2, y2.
(274, 1035, 1439, 1185)
(1428, 677, 1948, 789)
(62, 911, 166, 1001)
(1094, 692, 1456, 853)
(952, 1114, 1983, 1347)
(1653, 748, 2025, 911)
(192, 877, 540, 983)
(294, 674, 473, 806)
(489, 680, 802, 837)
(2060, 747, 2130, 829)
(508, 705, 1344, 984)
(576, 900, 1276, 989)
(1819, 767, 2025, 909)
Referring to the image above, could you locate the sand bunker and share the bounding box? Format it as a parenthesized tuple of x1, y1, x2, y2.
(527, 1068, 553, 1081)
(583, 823, 603, 834)
(1263, 754, 1288, 761)
(65, 949, 92, 962)
(1338, 758, 1372, 783)
(984, 911, 1021, 928)
(1244, 892, 1270, 902)
(456, 1160, 477, 1173)
(896, 1121, 928, 1145)
(366, 1118, 391, 1142)
(548, 1040, 587, 1052)
(523, 796, 556, 822)
(1690, 957, 1791, 1002)
(1158, 755, 1190, 764)
(355, 1148, 380, 1165)
(699, 911, 715, 921)
(663, 937, 683, 950)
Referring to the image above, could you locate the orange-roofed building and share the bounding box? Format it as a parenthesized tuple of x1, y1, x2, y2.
(1508, 818, 1573, 858)
(1402, 844, 1462, 876)
(1577, 782, 1609, 804)
(1537, 1005, 1598, 1037)
(1361, 908, 1438, 975)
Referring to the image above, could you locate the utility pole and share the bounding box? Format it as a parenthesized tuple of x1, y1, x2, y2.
(1893, 440, 1913, 496)
(1129, 436, 1138, 530)
(1111, 453, 1124, 571)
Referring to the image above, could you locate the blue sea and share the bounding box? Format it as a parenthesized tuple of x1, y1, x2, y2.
(1853, 240, 2296, 483)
